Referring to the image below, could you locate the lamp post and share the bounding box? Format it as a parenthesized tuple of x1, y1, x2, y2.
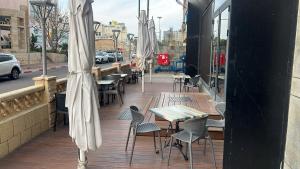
(127, 33, 134, 60)
(157, 16, 162, 42)
(93, 21, 101, 35)
(30, 0, 56, 76)
(112, 29, 121, 62)
(93, 21, 101, 66)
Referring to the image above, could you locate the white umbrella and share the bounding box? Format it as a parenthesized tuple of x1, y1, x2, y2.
(66, 0, 102, 168)
(136, 10, 151, 92)
(148, 18, 158, 83)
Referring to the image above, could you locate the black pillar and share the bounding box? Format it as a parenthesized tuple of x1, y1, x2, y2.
(224, 0, 298, 169)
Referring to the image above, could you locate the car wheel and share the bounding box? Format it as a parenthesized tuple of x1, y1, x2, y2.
(10, 68, 20, 80)
(101, 58, 104, 64)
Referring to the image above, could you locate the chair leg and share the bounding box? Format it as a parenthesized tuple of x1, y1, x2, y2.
(125, 125, 132, 151)
(158, 131, 163, 159)
(186, 142, 188, 158)
(153, 131, 157, 153)
(129, 131, 137, 165)
(53, 111, 58, 132)
(164, 122, 173, 147)
(204, 138, 207, 155)
(208, 136, 217, 169)
(189, 142, 193, 169)
(167, 136, 174, 166)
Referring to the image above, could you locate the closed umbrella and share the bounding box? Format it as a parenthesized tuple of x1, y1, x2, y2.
(148, 18, 158, 83)
(136, 10, 151, 92)
(66, 0, 102, 168)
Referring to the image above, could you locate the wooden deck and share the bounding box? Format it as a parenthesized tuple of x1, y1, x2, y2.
(0, 75, 223, 169)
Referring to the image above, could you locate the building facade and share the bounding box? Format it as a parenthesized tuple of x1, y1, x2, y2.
(0, 0, 29, 53)
(95, 21, 128, 52)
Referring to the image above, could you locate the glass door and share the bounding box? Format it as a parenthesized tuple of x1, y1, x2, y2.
(210, 4, 230, 101)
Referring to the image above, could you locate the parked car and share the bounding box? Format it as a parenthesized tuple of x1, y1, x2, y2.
(107, 53, 117, 62)
(0, 53, 22, 79)
(106, 52, 124, 62)
(117, 53, 124, 61)
(95, 51, 109, 64)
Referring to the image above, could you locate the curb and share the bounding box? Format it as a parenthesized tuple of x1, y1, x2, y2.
(23, 65, 67, 74)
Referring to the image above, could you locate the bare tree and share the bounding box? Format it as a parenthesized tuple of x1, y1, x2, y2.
(32, 6, 69, 52)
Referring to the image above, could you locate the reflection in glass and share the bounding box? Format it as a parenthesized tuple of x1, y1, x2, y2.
(210, 7, 229, 100)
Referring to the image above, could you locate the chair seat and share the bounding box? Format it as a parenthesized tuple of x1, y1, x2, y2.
(172, 130, 201, 143)
(136, 122, 161, 133)
(206, 119, 225, 128)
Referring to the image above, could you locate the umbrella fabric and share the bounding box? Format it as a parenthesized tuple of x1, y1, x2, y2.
(66, 0, 102, 152)
(136, 10, 151, 70)
(148, 18, 158, 55)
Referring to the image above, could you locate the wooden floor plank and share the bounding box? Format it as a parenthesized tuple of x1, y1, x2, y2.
(0, 76, 223, 169)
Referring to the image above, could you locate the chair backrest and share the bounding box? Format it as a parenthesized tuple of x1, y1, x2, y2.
(191, 76, 200, 86)
(129, 106, 144, 126)
(102, 75, 119, 81)
(215, 102, 226, 119)
(56, 93, 68, 113)
(183, 116, 208, 138)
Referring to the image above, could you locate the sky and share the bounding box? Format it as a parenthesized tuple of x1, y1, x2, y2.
(59, 0, 183, 35)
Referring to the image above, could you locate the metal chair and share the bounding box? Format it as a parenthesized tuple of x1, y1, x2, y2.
(206, 102, 226, 130)
(53, 92, 68, 132)
(167, 116, 217, 169)
(183, 75, 201, 92)
(125, 106, 163, 165)
(101, 75, 123, 106)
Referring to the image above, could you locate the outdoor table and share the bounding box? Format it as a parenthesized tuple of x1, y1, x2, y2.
(112, 73, 128, 78)
(97, 80, 115, 85)
(173, 74, 191, 92)
(97, 80, 115, 105)
(111, 74, 127, 93)
(150, 105, 207, 160)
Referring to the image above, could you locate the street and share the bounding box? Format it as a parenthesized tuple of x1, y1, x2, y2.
(0, 62, 121, 94)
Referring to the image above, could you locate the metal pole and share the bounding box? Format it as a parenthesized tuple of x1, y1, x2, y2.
(138, 0, 141, 17)
(157, 17, 162, 41)
(115, 38, 118, 62)
(41, 17, 47, 76)
(129, 41, 132, 60)
(147, 0, 150, 19)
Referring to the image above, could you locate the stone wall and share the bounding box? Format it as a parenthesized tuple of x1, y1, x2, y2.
(13, 52, 67, 65)
(0, 85, 48, 158)
(0, 63, 131, 159)
(284, 3, 300, 169)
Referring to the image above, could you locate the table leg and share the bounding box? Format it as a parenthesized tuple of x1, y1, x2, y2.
(179, 78, 182, 92)
(164, 121, 188, 160)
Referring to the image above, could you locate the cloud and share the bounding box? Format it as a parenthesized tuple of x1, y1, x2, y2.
(92, 0, 183, 35)
(59, 0, 183, 35)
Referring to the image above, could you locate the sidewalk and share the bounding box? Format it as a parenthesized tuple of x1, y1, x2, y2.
(22, 63, 68, 74)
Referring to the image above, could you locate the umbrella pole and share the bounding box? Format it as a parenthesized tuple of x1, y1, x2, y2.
(78, 149, 87, 169)
(142, 70, 145, 92)
(150, 59, 152, 83)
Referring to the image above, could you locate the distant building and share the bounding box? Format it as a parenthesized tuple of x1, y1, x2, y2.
(163, 28, 186, 45)
(95, 21, 128, 52)
(0, 0, 29, 52)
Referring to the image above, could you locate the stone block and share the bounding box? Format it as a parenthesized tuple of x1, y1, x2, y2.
(20, 128, 31, 145)
(13, 116, 25, 136)
(0, 142, 8, 159)
(41, 119, 49, 132)
(31, 123, 41, 138)
(25, 111, 34, 129)
(0, 121, 13, 143)
(8, 134, 20, 153)
(40, 105, 49, 121)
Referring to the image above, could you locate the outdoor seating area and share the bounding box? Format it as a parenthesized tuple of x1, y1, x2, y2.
(0, 74, 224, 169)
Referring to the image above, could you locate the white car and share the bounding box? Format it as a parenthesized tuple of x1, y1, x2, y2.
(95, 51, 109, 64)
(0, 53, 22, 80)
